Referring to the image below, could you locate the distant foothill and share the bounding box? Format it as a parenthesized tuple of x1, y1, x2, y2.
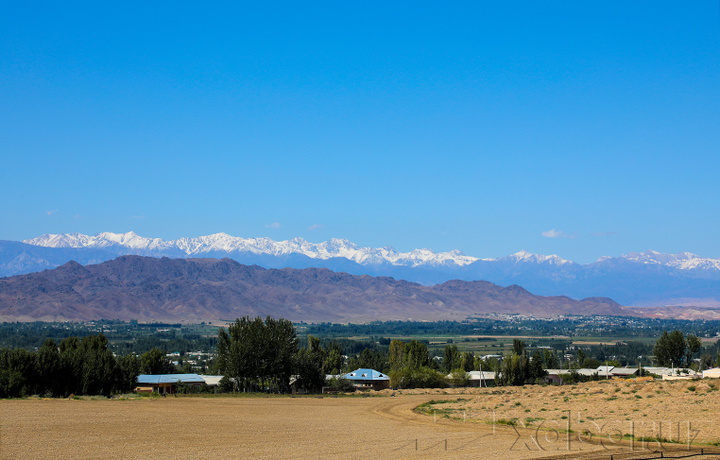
(1, 231, 719, 310)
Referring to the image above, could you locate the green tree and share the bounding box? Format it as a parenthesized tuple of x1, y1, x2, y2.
(140, 348, 173, 375)
(294, 335, 325, 392)
(323, 342, 343, 374)
(0, 348, 36, 397)
(582, 358, 602, 369)
(216, 316, 298, 393)
(443, 344, 460, 373)
(55, 334, 120, 396)
(403, 340, 429, 369)
(686, 334, 702, 366)
(117, 355, 141, 393)
(36, 339, 61, 396)
(76, 335, 119, 396)
(498, 353, 529, 386)
(528, 350, 547, 382)
(653, 330, 687, 367)
(543, 349, 558, 369)
(345, 348, 388, 373)
(449, 368, 470, 387)
(483, 356, 500, 373)
(577, 349, 586, 367)
(58, 336, 83, 395)
(388, 339, 405, 371)
(460, 351, 474, 372)
(699, 353, 714, 371)
(388, 366, 447, 389)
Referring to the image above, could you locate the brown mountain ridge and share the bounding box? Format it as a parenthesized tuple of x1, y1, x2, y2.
(0, 255, 632, 322)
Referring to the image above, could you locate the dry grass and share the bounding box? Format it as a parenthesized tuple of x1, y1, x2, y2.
(2, 381, 720, 459)
(404, 379, 720, 447)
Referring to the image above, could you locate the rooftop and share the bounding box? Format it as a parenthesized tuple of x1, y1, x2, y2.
(342, 368, 389, 381)
(137, 374, 216, 385)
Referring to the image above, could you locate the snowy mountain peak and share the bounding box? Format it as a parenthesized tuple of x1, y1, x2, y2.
(22, 232, 479, 268)
(504, 250, 573, 266)
(622, 250, 720, 271)
(20, 232, 720, 273)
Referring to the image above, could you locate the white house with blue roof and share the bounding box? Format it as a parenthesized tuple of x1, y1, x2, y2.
(342, 368, 390, 391)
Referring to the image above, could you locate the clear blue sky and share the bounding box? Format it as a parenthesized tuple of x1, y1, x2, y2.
(2, 2, 719, 263)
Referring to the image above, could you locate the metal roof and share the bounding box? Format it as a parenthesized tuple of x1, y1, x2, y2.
(137, 374, 207, 384)
(342, 368, 389, 381)
(199, 375, 224, 386)
(467, 371, 496, 380)
(610, 367, 638, 376)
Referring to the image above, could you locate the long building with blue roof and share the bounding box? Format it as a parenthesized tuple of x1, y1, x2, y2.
(135, 374, 222, 394)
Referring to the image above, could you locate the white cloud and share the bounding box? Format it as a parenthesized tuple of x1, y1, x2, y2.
(265, 222, 281, 229)
(541, 229, 576, 239)
(46, 209, 58, 216)
(307, 224, 323, 231)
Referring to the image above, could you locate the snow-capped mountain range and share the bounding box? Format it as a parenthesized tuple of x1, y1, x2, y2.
(21, 231, 720, 271)
(621, 250, 720, 271)
(3, 231, 720, 307)
(22, 231, 483, 267)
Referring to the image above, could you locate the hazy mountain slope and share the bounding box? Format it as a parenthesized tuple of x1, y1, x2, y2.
(5, 232, 720, 307)
(0, 256, 629, 322)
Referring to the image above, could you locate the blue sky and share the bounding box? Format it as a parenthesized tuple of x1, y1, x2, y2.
(2, 2, 719, 263)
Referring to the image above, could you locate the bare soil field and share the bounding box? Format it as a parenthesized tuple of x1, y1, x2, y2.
(2, 380, 720, 460)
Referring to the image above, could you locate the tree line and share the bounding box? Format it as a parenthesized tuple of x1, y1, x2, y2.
(3, 319, 719, 398)
(0, 335, 188, 398)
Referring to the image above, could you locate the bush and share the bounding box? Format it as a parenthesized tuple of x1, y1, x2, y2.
(327, 376, 355, 392)
(449, 369, 470, 387)
(218, 376, 236, 393)
(175, 382, 211, 394)
(559, 370, 600, 385)
(389, 366, 447, 389)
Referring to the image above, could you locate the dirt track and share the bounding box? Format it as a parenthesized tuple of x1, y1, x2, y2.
(1, 389, 717, 459)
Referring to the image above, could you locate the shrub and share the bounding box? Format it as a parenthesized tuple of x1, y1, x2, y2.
(327, 376, 355, 393)
(449, 369, 470, 387)
(389, 366, 447, 389)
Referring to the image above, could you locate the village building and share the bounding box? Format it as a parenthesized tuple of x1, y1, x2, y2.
(135, 374, 222, 395)
(342, 368, 390, 391)
(702, 368, 720, 379)
(466, 370, 496, 387)
(543, 366, 641, 384)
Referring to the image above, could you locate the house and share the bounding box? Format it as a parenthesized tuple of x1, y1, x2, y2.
(643, 367, 700, 379)
(444, 370, 497, 387)
(595, 366, 614, 377)
(199, 375, 224, 388)
(645, 366, 690, 376)
(609, 367, 639, 378)
(543, 366, 640, 385)
(577, 368, 603, 378)
(342, 368, 390, 391)
(135, 374, 221, 395)
(467, 370, 496, 387)
(543, 369, 566, 385)
(702, 368, 720, 379)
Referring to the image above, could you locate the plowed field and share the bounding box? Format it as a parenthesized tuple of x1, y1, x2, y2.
(2, 380, 720, 460)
